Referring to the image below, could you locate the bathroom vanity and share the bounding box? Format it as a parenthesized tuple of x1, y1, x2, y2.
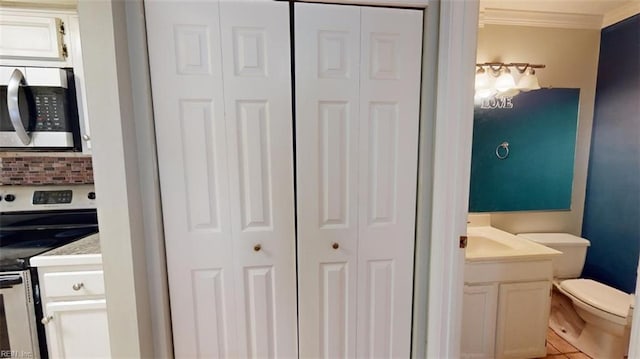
(462, 216, 561, 359)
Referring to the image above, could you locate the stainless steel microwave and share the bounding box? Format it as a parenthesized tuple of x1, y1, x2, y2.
(0, 66, 81, 151)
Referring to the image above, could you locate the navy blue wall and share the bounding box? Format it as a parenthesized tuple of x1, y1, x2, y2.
(582, 14, 640, 294)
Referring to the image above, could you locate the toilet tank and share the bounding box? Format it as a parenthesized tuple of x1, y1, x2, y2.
(517, 233, 591, 278)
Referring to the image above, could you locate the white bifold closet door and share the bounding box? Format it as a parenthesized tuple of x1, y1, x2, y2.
(145, 1, 297, 357)
(295, 3, 423, 358)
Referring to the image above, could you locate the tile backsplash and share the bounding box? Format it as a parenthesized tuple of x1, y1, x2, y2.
(0, 156, 93, 185)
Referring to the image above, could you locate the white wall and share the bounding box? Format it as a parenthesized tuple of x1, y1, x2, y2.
(77, 1, 155, 356)
(475, 25, 600, 235)
(123, 1, 173, 356)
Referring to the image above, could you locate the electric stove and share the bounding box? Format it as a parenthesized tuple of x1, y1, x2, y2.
(0, 184, 97, 358)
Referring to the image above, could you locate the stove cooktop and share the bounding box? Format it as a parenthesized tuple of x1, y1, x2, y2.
(0, 226, 99, 270)
(0, 210, 98, 271)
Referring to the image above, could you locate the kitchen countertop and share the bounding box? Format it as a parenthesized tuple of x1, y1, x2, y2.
(30, 233, 103, 267)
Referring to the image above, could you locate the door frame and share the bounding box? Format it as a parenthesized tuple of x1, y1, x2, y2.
(77, 0, 479, 357)
(420, 1, 479, 357)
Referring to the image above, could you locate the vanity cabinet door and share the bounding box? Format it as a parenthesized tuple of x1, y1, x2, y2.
(462, 283, 499, 359)
(496, 281, 551, 359)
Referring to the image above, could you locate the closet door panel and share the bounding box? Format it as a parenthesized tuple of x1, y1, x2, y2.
(357, 8, 422, 358)
(295, 3, 360, 358)
(145, 2, 237, 357)
(147, 1, 295, 357)
(219, 2, 297, 357)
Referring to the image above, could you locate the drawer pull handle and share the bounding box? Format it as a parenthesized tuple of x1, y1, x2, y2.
(72, 283, 84, 291)
(332, 242, 339, 250)
(41, 315, 53, 325)
(254, 244, 261, 252)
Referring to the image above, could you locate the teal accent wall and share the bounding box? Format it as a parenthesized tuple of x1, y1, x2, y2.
(469, 89, 580, 212)
(582, 14, 640, 294)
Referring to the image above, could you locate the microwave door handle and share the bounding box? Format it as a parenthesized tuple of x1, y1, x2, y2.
(7, 68, 32, 145)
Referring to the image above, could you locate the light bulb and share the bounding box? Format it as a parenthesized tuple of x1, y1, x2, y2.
(517, 68, 541, 92)
(495, 68, 516, 92)
(475, 67, 492, 91)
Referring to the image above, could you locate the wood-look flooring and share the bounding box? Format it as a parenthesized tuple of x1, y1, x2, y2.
(538, 328, 591, 359)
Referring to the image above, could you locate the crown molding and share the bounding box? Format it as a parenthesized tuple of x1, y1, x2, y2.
(479, 8, 603, 29)
(602, 2, 640, 28)
(0, 0, 76, 10)
(296, 0, 428, 8)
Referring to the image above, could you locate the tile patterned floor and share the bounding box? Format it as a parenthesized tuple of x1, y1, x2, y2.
(538, 328, 592, 359)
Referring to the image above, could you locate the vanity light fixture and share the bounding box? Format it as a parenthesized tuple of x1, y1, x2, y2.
(474, 62, 545, 100)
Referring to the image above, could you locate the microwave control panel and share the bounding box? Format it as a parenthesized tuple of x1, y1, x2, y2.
(34, 89, 70, 131)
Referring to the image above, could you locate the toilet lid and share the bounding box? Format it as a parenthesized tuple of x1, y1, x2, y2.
(561, 279, 631, 318)
(518, 233, 591, 246)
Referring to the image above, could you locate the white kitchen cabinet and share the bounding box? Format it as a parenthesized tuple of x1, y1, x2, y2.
(66, 15, 92, 153)
(0, 13, 67, 62)
(495, 281, 551, 359)
(462, 283, 499, 359)
(35, 262, 110, 359)
(0, 8, 74, 68)
(462, 280, 551, 359)
(43, 299, 110, 359)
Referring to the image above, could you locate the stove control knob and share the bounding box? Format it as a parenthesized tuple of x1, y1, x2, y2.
(4, 194, 15, 202)
(88, 192, 96, 200)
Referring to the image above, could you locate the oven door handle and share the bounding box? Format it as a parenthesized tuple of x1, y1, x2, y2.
(0, 274, 23, 289)
(7, 68, 32, 146)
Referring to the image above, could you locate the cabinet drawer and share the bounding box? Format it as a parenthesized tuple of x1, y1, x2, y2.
(43, 270, 105, 298)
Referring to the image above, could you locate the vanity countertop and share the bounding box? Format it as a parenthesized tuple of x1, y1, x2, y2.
(30, 233, 102, 267)
(466, 225, 561, 262)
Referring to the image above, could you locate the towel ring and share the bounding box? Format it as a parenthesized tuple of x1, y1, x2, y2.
(495, 142, 509, 160)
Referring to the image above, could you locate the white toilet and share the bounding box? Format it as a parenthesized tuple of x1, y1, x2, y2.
(518, 232, 634, 359)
